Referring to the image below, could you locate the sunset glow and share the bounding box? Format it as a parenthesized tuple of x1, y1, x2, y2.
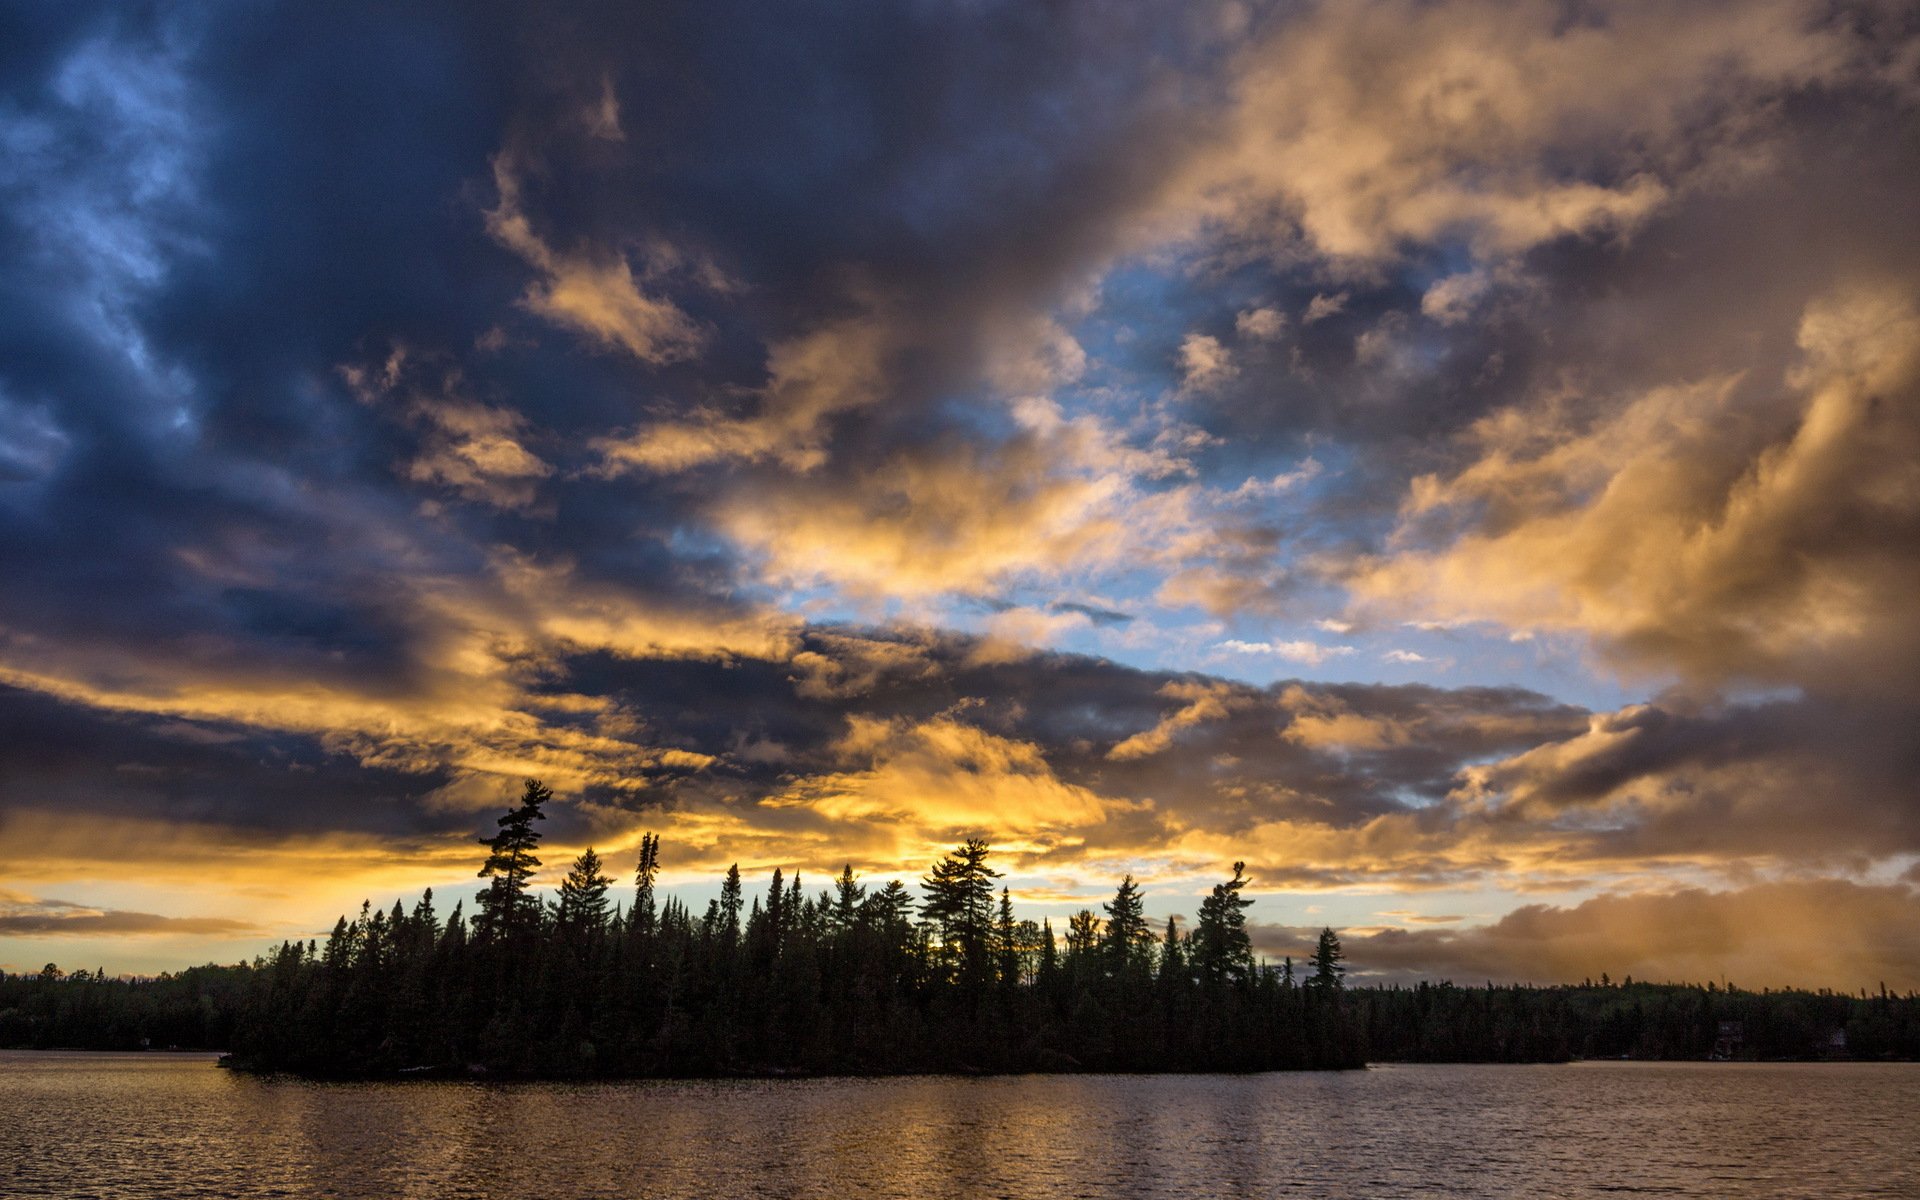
(4, 0, 1918, 990)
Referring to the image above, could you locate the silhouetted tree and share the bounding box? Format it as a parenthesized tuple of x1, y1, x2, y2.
(556, 847, 614, 937)
(632, 833, 661, 937)
(1191, 861, 1254, 985)
(920, 838, 1000, 986)
(1310, 927, 1345, 990)
(1102, 874, 1153, 974)
(52, 822, 1908, 1081)
(474, 779, 550, 938)
(718, 864, 744, 949)
(832, 864, 865, 930)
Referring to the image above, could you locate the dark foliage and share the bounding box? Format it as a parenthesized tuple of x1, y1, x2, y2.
(1354, 977, 1920, 1064)
(4, 785, 1916, 1075)
(198, 807, 1366, 1077)
(0, 963, 251, 1051)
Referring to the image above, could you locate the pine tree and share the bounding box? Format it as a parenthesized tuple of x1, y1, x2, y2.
(556, 847, 614, 937)
(475, 779, 550, 938)
(1064, 908, 1102, 986)
(1158, 915, 1185, 982)
(1310, 927, 1345, 990)
(1101, 874, 1152, 974)
(632, 833, 662, 937)
(996, 888, 1019, 987)
(719, 864, 744, 949)
(831, 863, 865, 930)
(920, 839, 1000, 984)
(1192, 861, 1255, 985)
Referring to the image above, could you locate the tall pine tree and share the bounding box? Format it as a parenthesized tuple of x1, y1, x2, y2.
(475, 779, 550, 938)
(1191, 861, 1254, 985)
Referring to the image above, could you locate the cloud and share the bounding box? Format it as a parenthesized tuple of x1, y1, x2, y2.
(485, 150, 705, 365)
(583, 74, 623, 143)
(1351, 284, 1920, 693)
(341, 346, 551, 511)
(1421, 271, 1493, 325)
(764, 713, 1132, 858)
(1218, 638, 1356, 666)
(1302, 292, 1349, 324)
(1049, 600, 1134, 627)
(1108, 680, 1241, 761)
(1235, 306, 1286, 341)
(1255, 880, 1920, 990)
(0, 895, 260, 938)
(594, 314, 890, 473)
(1163, 0, 1887, 267)
(1179, 332, 1238, 392)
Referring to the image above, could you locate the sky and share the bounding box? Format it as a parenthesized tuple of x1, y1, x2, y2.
(2, 0, 1918, 988)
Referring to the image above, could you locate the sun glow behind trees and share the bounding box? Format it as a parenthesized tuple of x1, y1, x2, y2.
(212, 782, 1368, 1075)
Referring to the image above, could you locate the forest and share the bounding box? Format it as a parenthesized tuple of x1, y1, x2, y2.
(5, 781, 1918, 1075)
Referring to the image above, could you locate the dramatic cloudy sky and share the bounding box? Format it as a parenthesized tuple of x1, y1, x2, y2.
(4, 0, 1918, 986)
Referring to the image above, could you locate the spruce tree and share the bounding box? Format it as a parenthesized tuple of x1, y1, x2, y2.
(832, 864, 865, 930)
(1158, 915, 1185, 982)
(556, 847, 614, 936)
(719, 864, 744, 949)
(1310, 927, 1345, 990)
(1101, 874, 1152, 974)
(996, 888, 1019, 987)
(632, 833, 661, 937)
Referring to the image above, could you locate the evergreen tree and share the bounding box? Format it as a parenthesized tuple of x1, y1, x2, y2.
(920, 839, 1000, 984)
(718, 864, 744, 949)
(766, 867, 787, 944)
(1065, 909, 1101, 956)
(34, 829, 1920, 1077)
(556, 847, 614, 936)
(1310, 926, 1345, 990)
(1101, 874, 1152, 973)
(995, 888, 1019, 987)
(475, 779, 550, 938)
(831, 864, 865, 930)
(632, 833, 662, 936)
(1158, 915, 1185, 982)
(1192, 861, 1254, 985)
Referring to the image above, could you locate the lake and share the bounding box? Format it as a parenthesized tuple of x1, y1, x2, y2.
(2, 1052, 1915, 1198)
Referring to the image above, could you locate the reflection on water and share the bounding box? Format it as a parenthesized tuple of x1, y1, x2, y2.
(3, 1052, 1916, 1198)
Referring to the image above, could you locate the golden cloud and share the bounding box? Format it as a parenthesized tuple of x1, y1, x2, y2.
(1162, 0, 1868, 267)
(486, 152, 705, 364)
(1109, 681, 1242, 761)
(763, 713, 1134, 859)
(1275, 880, 1920, 990)
(1350, 284, 1920, 689)
(342, 345, 552, 511)
(594, 314, 890, 473)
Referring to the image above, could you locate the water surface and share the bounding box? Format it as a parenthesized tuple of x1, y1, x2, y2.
(3, 1052, 1914, 1198)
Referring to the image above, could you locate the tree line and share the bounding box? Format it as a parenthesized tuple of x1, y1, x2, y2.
(4, 780, 1917, 1074)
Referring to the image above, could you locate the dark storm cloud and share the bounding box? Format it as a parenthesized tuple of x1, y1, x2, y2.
(2, 0, 1918, 977)
(0, 684, 455, 838)
(0, 0, 1219, 705)
(525, 628, 1597, 882)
